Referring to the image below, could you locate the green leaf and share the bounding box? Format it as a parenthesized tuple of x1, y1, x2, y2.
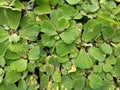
(5, 8, 21, 30)
(82, 19, 102, 42)
(45, 64, 54, 75)
(19, 24, 39, 41)
(0, 40, 10, 57)
(60, 76, 73, 90)
(5, 71, 21, 84)
(48, 56, 60, 67)
(88, 74, 103, 89)
(40, 74, 49, 88)
(60, 28, 79, 44)
(97, 14, 119, 25)
(56, 40, 74, 56)
(114, 57, 120, 76)
(28, 46, 40, 61)
(106, 56, 116, 65)
(66, 0, 80, 5)
(102, 27, 115, 40)
(93, 65, 102, 73)
(0, 57, 5, 67)
(18, 79, 27, 90)
(0, 69, 4, 84)
(34, 4, 51, 15)
(89, 47, 105, 62)
(10, 59, 27, 72)
(52, 71, 61, 83)
(5, 49, 20, 60)
(82, 4, 99, 12)
(75, 48, 93, 69)
(73, 76, 85, 90)
(103, 64, 113, 72)
(41, 34, 55, 47)
(57, 17, 69, 31)
(41, 20, 57, 36)
(0, 26, 9, 42)
(12, 0, 25, 10)
(101, 43, 112, 54)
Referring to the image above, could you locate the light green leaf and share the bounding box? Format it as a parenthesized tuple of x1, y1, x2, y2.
(56, 40, 74, 56)
(0, 69, 4, 84)
(5, 8, 21, 30)
(106, 56, 116, 65)
(28, 46, 40, 61)
(60, 76, 73, 90)
(57, 17, 69, 31)
(103, 64, 113, 72)
(0, 40, 10, 57)
(5, 71, 21, 84)
(45, 64, 54, 75)
(52, 71, 61, 83)
(48, 56, 60, 67)
(0, 57, 5, 67)
(18, 79, 27, 90)
(93, 65, 102, 73)
(66, 0, 80, 5)
(60, 28, 79, 44)
(34, 4, 51, 15)
(10, 59, 27, 72)
(73, 76, 85, 90)
(75, 48, 93, 69)
(9, 33, 20, 43)
(19, 24, 39, 41)
(88, 74, 103, 89)
(114, 57, 120, 76)
(41, 20, 57, 36)
(82, 19, 102, 42)
(0, 26, 9, 42)
(89, 47, 105, 62)
(40, 74, 49, 88)
(101, 43, 112, 54)
(97, 14, 119, 25)
(12, 0, 25, 10)
(41, 34, 55, 47)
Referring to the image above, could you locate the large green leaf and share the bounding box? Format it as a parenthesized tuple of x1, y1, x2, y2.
(82, 19, 102, 42)
(0, 26, 9, 42)
(0, 40, 10, 57)
(5, 71, 21, 84)
(41, 20, 57, 36)
(10, 59, 27, 72)
(5, 8, 21, 30)
(75, 48, 93, 69)
(88, 74, 103, 89)
(60, 28, 79, 44)
(28, 46, 40, 61)
(19, 24, 39, 41)
(56, 40, 74, 56)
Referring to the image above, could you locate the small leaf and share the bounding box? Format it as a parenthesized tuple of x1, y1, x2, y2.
(89, 47, 105, 62)
(114, 57, 120, 76)
(93, 65, 102, 73)
(56, 40, 74, 56)
(88, 74, 103, 89)
(40, 74, 49, 88)
(60, 28, 79, 44)
(52, 71, 61, 83)
(101, 43, 112, 54)
(10, 59, 27, 72)
(9, 33, 20, 43)
(0, 40, 10, 57)
(66, 0, 80, 5)
(34, 4, 51, 15)
(60, 76, 73, 90)
(106, 56, 116, 65)
(0, 57, 5, 67)
(28, 46, 40, 61)
(5, 71, 21, 84)
(75, 48, 93, 69)
(0, 26, 9, 42)
(57, 17, 69, 31)
(103, 64, 113, 72)
(41, 20, 57, 36)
